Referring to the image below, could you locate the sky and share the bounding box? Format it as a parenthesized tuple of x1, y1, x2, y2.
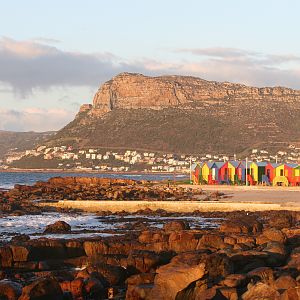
(1, 0, 300, 132)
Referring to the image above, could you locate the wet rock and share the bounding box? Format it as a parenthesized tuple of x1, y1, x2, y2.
(44, 220, 71, 233)
(0, 247, 13, 267)
(19, 277, 64, 300)
(0, 280, 23, 300)
(241, 282, 280, 300)
(220, 217, 262, 234)
(163, 220, 190, 232)
(10, 234, 30, 243)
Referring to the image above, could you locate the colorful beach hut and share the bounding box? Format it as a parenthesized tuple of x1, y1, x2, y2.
(201, 162, 214, 183)
(192, 163, 203, 184)
(292, 166, 300, 186)
(236, 161, 251, 183)
(265, 163, 280, 183)
(219, 161, 237, 183)
(284, 163, 298, 183)
(249, 162, 267, 184)
(208, 162, 224, 184)
(273, 164, 289, 186)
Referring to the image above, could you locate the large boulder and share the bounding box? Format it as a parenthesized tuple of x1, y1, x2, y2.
(44, 221, 71, 234)
(87, 263, 126, 286)
(261, 228, 287, 244)
(124, 250, 171, 273)
(19, 277, 64, 300)
(9, 245, 31, 262)
(199, 234, 225, 249)
(149, 261, 206, 300)
(280, 287, 300, 300)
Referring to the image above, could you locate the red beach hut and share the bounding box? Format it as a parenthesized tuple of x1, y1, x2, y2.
(265, 163, 280, 184)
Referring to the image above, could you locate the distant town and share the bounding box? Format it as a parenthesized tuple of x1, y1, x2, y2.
(1, 143, 300, 172)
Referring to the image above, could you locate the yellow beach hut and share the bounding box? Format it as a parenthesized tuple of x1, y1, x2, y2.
(273, 164, 289, 186)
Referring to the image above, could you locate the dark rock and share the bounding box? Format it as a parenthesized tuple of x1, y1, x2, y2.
(126, 273, 155, 300)
(10, 234, 30, 243)
(0, 280, 23, 300)
(163, 220, 190, 232)
(44, 221, 71, 233)
(269, 214, 293, 229)
(0, 247, 13, 267)
(19, 277, 64, 300)
(220, 217, 262, 234)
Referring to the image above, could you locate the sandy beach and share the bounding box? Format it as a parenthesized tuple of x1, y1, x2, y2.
(39, 184, 300, 213)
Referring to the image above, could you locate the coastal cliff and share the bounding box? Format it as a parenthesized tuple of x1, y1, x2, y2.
(87, 72, 300, 116)
(51, 73, 300, 154)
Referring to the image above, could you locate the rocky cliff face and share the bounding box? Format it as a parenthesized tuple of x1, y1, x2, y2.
(88, 72, 300, 116)
(49, 73, 300, 154)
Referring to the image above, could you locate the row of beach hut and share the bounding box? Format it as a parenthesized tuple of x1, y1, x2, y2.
(192, 161, 300, 186)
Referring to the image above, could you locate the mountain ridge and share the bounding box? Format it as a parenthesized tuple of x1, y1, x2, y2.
(41, 72, 300, 154)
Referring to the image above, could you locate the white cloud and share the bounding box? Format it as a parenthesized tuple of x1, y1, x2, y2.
(0, 108, 75, 132)
(1, 38, 300, 97)
(0, 37, 125, 95)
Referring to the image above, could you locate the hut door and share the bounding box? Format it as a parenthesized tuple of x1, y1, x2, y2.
(280, 169, 284, 176)
(238, 168, 242, 179)
(267, 169, 270, 179)
(212, 168, 216, 180)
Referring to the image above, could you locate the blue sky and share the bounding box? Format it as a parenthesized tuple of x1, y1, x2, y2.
(1, 0, 300, 131)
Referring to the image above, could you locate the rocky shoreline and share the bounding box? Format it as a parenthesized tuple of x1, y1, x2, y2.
(1, 177, 300, 299)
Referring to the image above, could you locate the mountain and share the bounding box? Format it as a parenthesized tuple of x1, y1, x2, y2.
(48, 72, 300, 155)
(0, 131, 54, 159)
